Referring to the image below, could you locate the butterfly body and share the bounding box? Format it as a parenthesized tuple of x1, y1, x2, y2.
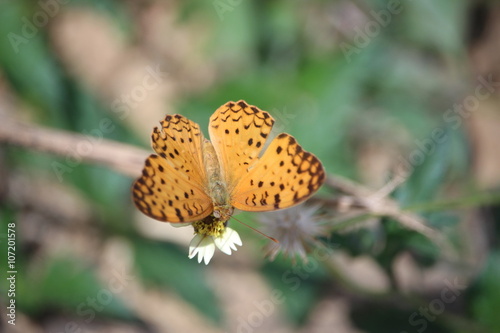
(132, 100, 325, 229)
(202, 138, 233, 222)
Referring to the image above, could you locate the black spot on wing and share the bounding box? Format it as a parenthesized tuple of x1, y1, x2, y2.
(175, 208, 184, 222)
(274, 193, 281, 209)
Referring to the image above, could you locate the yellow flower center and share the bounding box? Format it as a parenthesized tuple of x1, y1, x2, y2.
(192, 216, 226, 238)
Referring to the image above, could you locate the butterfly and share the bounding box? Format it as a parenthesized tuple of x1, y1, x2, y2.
(132, 100, 325, 223)
(132, 100, 325, 263)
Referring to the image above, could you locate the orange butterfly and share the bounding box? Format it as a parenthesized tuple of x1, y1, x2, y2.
(132, 100, 324, 263)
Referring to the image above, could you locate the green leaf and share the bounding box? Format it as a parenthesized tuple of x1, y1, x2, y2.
(395, 125, 460, 207)
(351, 303, 450, 333)
(0, 2, 69, 127)
(133, 238, 222, 323)
(261, 256, 327, 325)
(18, 257, 137, 322)
(472, 251, 500, 332)
(376, 219, 439, 270)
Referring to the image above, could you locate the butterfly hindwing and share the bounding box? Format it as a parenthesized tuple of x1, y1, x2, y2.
(132, 154, 213, 222)
(231, 133, 325, 212)
(133, 114, 213, 223)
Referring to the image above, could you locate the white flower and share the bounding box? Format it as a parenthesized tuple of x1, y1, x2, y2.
(259, 204, 327, 262)
(188, 227, 242, 265)
(213, 227, 242, 254)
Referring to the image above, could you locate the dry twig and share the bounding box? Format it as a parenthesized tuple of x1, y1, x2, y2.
(0, 116, 148, 178)
(321, 175, 452, 255)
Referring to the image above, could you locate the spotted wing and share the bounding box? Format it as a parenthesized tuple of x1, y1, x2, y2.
(152, 114, 207, 187)
(132, 114, 213, 223)
(231, 133, 325, 212)
(208, 100, 275, 191)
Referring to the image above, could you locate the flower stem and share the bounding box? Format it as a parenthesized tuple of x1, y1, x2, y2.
(402, 191, 500, 213)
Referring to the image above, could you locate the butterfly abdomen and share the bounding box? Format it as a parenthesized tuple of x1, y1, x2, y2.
(202, 139, 233, 221)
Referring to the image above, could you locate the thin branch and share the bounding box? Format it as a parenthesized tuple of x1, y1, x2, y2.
(0, 117, 149, 178)
(0, 117, 452, 254)
(323, 174, 453, 255)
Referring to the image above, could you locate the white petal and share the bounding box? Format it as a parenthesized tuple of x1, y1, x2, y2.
(197, 242, 216, 265)
(214, 227, 242, 255)
(188, 234, 204, 256)
(188, 234, 216, 264)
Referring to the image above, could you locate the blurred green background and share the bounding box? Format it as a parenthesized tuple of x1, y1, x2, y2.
(1, 0, 500, 332)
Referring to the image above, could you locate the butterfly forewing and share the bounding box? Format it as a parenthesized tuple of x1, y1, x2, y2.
(152, 114, 207, 187)
(209, 100, 275, 192)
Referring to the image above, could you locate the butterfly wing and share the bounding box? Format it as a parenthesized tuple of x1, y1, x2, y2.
(231, 134, 325, 212)
(152, 114, 207, 186)
(208, 100, 274, 191)
(132, 114, 213, 222)
(209, 100, 324, 212)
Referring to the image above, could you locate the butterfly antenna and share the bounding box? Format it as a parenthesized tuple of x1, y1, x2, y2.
(230, 216, 279, 243)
